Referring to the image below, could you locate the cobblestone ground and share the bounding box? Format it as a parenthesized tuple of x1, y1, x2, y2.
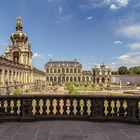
(0, 121, 139, 140)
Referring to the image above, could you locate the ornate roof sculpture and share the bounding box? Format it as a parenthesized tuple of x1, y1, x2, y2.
(10, 17, 28, 44)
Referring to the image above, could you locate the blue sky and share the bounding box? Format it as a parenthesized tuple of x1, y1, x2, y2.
(0, 0, 140, 70)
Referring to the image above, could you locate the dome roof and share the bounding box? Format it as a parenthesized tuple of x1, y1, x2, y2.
(10, 17, 28, 44)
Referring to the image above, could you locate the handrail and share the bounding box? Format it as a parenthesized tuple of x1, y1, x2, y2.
(0, 94, 139, 123)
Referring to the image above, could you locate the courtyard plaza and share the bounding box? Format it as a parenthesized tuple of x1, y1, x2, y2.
(0, 121, 140, 140)
(27, 83, 140, 96)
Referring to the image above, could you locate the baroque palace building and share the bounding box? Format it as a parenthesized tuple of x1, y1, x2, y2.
(0, 17, 46, 89)
(45, 60, 111, 84)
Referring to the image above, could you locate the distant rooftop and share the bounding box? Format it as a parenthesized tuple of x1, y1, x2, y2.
(45, 59, 82, 67)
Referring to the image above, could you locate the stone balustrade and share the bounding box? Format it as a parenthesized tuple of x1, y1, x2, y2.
(0, 95, 139, 123)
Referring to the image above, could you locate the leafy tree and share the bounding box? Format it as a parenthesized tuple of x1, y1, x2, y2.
(13, 87, 22, 95)
(74, 82, 80, 87)
(128, 66, 140, 75)
(106, 83, 111, 90)
(84, 82, 89, 87)
(67, 85, 79, 95)
(91, 83, 96, 88)
(111, 71, 118, 75)
(99, 82, 104, 90)
(118, 66, 128, 75)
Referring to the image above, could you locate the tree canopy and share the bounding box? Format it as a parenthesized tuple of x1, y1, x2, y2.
(118, 66, 128, 75)
(112, 66, 140, 75)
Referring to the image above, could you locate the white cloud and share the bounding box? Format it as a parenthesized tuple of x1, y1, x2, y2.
(81, 0, 129, 10)
(110, 0, 129, 10)
(111, 51, 140, 69)
(111, 62, 116, 65)
(86, 16, 93, 20)
(113, 40, 123, 44)
(129, 42, 140, 49)
(119, 54, 130, 60)
(118, 24, 140, 39)
(117, 52, 140, 66)
(110, 4, 119, 10)
(33, 53, 45, 59)
(47, 54, 52, 57)
(59, 14, 73, 23)
(58, 5, 63, 14)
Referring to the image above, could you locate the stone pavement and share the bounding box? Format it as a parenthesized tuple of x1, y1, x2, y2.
(0, 121, 140, 140)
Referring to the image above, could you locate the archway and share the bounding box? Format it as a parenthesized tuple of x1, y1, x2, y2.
(102, 78, 105, 83)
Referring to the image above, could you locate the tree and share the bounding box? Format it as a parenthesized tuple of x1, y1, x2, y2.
(13, 87, 22, 95)
(118, 66, 128, 75)
(67, 85, 79, 95)
(111, 71, 118, 75)
(99, 82, 104, 90)
(84, 82, 89, 87)
(91, 83, 96, 88)
(128, 66, 140, 75)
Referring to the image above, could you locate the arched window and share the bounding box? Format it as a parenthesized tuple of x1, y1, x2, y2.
(86, 77, 89, 82)
(74, 68, 77, 73)
(46, 76, 49, 81)
(78, 77, 81, 82)
(54, 77, 57, 82)
(62, 68, 65, 73)
(58, 68, 61, 73)
(50, 68, 53, 73)
(78, 68, 81, 73)
(102, 78, 105, 83)
(66, 77, 69, 82)
(70, 68, 73, 73)
(54, 68, 57, 73)
(50, 77, 53, 81)
(82, 77, 85, 82)
(70, 77, 73, 82)
(46, 68, 49, 73)
(97, 78, 99, 83)
(66, 68, 69, 73)
(74, 77, 77, 81)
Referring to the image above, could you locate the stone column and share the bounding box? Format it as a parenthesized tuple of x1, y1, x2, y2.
(22, 72, 25, 83)
(1, 69, 5, 84)
(14, 71, 17, 81)
(4, 70, 7, 83)
(9, 71, 12, 82)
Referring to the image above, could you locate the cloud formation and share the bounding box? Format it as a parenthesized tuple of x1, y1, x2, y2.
(81, 0, 129, 10)
(118, 52, 140, 66)
(58, 5, 63, 14)
(109, 0, 129, 10)
(47, 54, 52, 57)
(129, 42, 140, 49)
(86, 16, 93, 20)
(113, 40, 123, 44)
(33, 53, 45, 59)
(118, 24, 140, 39)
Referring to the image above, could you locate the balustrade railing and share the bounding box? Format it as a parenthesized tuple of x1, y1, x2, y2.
(0, 95, 139, 123)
